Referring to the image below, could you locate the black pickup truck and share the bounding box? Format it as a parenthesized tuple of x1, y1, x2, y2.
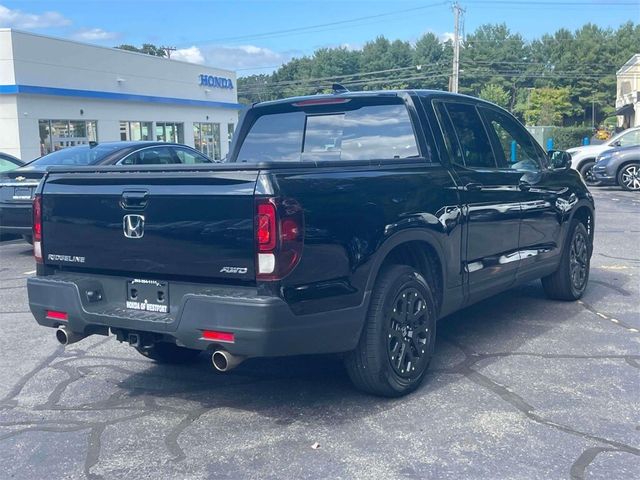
(27, 90, 594, 396)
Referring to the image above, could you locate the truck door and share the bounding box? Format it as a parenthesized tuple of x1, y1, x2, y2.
(479, 106, 565, 279)
(432, 101, 523, 303)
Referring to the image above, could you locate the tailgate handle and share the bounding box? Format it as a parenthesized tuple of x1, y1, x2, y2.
(120, 190, 148, 210)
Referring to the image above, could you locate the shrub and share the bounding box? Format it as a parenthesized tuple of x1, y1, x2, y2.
(545, 127, 593, 150)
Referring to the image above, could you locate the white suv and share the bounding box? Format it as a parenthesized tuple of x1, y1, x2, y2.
(567, 127, 640, 184)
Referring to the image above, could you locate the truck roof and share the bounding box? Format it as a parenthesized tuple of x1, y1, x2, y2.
(253, 89, 481, 108)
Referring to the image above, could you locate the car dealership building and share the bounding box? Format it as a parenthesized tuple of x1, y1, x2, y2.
(0, 29, 242, 161)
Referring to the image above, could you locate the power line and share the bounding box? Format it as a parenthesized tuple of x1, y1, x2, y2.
(238, 64, 449, 93)
(181, 2, 449, 46)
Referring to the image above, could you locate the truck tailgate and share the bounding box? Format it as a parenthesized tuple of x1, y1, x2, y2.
(41, 168, 258, 282)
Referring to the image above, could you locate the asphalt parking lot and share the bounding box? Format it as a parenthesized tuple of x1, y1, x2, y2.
(0, 188, 638, 480)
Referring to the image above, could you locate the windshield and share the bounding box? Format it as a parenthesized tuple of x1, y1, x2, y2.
(27, 144, 125, 167)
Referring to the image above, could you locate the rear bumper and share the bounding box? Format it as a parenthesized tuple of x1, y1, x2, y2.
(0, 203, 32, 234)
(27, 272, 366, 357)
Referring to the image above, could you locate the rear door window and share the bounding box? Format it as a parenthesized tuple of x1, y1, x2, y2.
(236, 103, 420, 162)
(172, 147, 212, 164)
(121, 147, 176, 165)
(443, 102, 497, 169)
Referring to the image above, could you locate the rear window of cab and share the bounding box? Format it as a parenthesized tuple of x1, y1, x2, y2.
(235, 99, 421, 163)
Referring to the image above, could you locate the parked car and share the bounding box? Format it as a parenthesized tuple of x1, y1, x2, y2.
(0, 152, 23, 172)
(567, 126, 640, 185)
(27, 90, 594, 397)
(0, 142, 212, 243)
(592, 144, 640, 191)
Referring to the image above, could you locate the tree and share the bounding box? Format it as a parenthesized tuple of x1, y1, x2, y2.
(413, 33, 449, 90)
(115, 43, 167, 57)
(520, 87, 573, 126)
(460, 23, 528, 109)
(479, 84, 510, 109)
(234, 22, 640, 122)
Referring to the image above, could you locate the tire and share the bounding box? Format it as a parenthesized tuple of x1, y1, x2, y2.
(345, 264, 437, 397)
(617, 163, 640, 191)
(136, 342, 201, 364)
(579, 161, 601, 186)
(542, 219, 591, 301)
(22, 235, 33, 245)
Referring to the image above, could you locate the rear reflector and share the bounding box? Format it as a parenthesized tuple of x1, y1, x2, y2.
(202, 330, 235, 343)
(46, 310, 68, 321)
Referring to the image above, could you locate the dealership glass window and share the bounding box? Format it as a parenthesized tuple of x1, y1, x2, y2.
(120, 121, 152, 141)
(193, 122, 221, 160)
(156, 122, 184, 143)
(227, 123, 235, 147)
(38, 120, 98, 155)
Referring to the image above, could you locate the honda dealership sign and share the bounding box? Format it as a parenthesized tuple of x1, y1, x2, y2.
(199, 74, 234, 89)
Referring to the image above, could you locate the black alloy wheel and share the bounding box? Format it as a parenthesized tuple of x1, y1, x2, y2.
(542, 219, 591, 301)
(387, 287, 432, 378)
(569, 227, 589, 293)
(345, 264, 437, 397)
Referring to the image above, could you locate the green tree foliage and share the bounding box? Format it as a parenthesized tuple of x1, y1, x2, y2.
(479, 83, 510, 109)
(115, 43, 167, 57)
(519, 87, 573, 126)
(236, 22, 640, 127)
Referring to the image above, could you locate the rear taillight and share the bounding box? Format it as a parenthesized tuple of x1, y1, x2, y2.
(255, 197, 303, 281)
(33, 194, 42, 264)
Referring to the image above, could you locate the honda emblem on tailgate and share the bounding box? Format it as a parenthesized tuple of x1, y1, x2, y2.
(123, 214, 145, 239)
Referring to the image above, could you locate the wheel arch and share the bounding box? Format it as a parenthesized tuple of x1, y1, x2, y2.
(365, 230, 446, 316)
(570, 203, 595, 246)
(616, 159, 640, 176)
(576, 157, 597, 172)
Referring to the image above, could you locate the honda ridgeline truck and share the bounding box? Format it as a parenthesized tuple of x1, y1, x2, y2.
(27, 90, 594, 397)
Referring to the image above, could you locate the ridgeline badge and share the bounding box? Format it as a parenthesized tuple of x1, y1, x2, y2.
(199, 74, 234, 89)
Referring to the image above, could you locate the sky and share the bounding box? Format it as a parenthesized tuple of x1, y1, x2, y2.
(1, 0, 638, 76)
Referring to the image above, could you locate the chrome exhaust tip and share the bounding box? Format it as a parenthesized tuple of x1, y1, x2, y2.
(55, 326, 87, 346)
(211, 350, 245, 372)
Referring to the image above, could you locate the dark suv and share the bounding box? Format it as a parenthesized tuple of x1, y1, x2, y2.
(27, 90, 594, 397)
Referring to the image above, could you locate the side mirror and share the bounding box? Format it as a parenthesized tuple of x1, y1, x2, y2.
(548, 150, 571, 170)
(612, 140, 621, 147)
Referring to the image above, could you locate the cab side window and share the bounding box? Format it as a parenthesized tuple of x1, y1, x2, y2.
(443, 102, 497, 169)
(481, 107, 543, 171)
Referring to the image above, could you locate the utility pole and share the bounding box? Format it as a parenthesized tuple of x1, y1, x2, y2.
(162, 46, 177, 59)
(451, 2, 465, 93)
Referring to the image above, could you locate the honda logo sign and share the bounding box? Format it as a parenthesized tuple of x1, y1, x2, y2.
(123, 214, 145, 239)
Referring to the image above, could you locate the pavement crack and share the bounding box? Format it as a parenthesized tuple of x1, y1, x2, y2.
(165, 407, 209, 462)
(569, 446, 620, 480)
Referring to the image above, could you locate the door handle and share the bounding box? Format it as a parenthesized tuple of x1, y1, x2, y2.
(464, 182, 483, 191)
(518, 181, 532, 192)
(120, 190, 148, 210)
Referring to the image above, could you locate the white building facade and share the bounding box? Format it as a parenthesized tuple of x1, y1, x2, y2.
(616, 54, 640, 129)
(0, 29, 242, 161)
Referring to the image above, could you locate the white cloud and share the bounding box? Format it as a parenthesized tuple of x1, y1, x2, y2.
(171, 46, 205, 64)
(200, 44, 296, 73)
(71, 28, 119, 42)
(440, 32, 455, 43)
(0, 4, 71, 29)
